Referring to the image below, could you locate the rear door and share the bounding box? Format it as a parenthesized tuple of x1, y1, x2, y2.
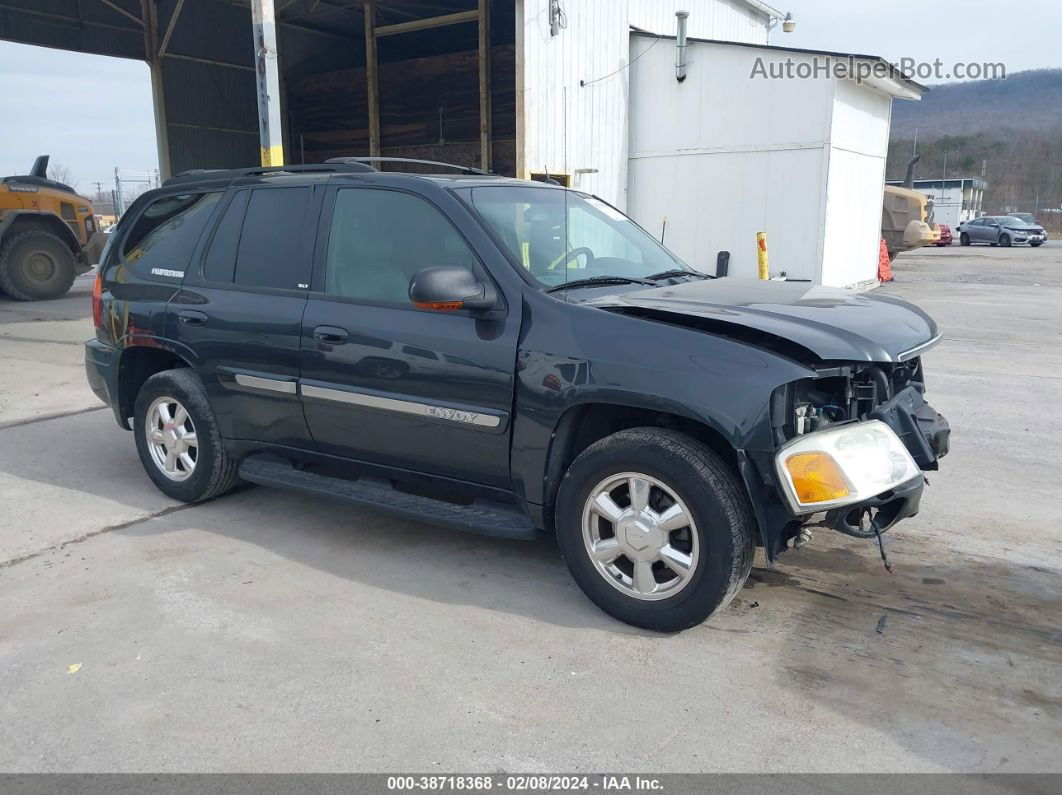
(298, 185, 518, 488)
(174, 183, 319, 447)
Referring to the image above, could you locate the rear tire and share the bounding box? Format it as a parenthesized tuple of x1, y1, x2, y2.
(555, 428, 755, 632)
(0, 230, 77, 301)
(134, 368, 240, 503)
(960, 232, 970, 246)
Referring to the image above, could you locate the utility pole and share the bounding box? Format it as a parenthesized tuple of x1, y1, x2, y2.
(114, 168, 123, 216)
(251, 0, 285, 166)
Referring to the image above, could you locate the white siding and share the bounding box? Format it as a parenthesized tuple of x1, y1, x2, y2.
(626, 37, 834, 281)
(625, 37, 901, 288)
(518, 1, 770, 205)
(820, 79, 893, 288)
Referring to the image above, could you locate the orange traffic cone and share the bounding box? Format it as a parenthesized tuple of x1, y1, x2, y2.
(878, 239, 893, 283)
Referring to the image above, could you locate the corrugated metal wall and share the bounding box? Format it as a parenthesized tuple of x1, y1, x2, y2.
(158, 0, 259, 175)
(519, 0, 771, 208)
(0, 0, 362, 175)
(0, 0, 144, 59)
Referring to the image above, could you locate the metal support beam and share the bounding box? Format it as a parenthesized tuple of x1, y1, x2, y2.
(251, 0, 285, 167)
(100, 0, 144, 27)
(363, 0, 381, 157)
(140, 0, 172, 178)
(514, 0, 525, 178)
(478, 0, 491, 171)
(157, 0, 184, 56)
(374, 9, 478, 37)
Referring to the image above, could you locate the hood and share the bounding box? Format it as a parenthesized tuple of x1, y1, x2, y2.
(586, 278, 940, 363)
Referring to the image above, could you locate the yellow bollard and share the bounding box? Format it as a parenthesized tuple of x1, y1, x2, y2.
(756, 232, 769, 280)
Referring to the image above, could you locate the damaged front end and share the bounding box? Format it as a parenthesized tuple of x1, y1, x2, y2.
(743, 356, 950, 563)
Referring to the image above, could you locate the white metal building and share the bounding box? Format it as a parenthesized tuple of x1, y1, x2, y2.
(623, 35, 925, 287)
(518, 0, 776, 204)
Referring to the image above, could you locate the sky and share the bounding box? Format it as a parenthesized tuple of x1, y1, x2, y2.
(776, 0, 1062, 79)
(0, 41, 158, 196)
(1, 0, 1060, 192)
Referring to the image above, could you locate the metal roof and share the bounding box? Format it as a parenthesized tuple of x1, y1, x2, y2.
(630, 30, 928, 99)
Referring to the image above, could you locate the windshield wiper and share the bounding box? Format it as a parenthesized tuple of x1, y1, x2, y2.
(545, 276, 655, 293)
(644, 268, 710, 282)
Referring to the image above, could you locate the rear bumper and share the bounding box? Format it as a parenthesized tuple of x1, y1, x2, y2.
(84, 339, 124, 426)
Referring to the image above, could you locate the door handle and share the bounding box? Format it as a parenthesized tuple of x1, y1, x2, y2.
(313, 325, 348, 344)
(178, 310, 208, 326)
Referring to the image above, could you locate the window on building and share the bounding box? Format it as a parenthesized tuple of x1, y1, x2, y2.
(324, 189, 477, 303)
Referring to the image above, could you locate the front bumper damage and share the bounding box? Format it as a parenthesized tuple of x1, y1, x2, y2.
(740, 384, 950, 563)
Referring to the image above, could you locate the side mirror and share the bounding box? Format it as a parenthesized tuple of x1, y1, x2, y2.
(409, 267, 498, 312)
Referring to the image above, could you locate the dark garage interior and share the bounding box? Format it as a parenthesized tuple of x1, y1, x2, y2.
(0, 1, 517, 176)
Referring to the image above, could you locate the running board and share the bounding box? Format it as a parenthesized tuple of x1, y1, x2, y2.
(238, 455, 539, 541)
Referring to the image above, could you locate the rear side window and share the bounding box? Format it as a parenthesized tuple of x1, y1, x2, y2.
(203, 190, 250, 283)
(122, 193, 222, 276)
(232, 187, 312, 290)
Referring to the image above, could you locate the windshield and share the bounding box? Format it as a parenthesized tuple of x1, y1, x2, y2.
(467, 186, 690, 289)
(995, 216, 1025, 226)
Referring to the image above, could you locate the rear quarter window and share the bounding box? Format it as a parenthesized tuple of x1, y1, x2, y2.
(121, 192, 222, 278)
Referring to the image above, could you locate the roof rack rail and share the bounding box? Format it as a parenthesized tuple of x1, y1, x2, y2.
(324, 156, 489, 176)
(164, 162, 377, 186)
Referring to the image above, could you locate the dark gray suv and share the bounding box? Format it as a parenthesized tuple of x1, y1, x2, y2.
(85, 159, 949, 631)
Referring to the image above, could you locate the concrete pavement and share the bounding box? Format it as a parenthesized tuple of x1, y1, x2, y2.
(0, 246, 1059, 773)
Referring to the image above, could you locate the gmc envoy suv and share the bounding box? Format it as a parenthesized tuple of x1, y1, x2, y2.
(85, 160, 950, 631)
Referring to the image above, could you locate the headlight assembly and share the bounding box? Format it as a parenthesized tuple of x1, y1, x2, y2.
(775, 420, 920, 514)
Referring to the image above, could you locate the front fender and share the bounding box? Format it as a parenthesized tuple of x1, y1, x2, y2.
(510, 293, 816, 537)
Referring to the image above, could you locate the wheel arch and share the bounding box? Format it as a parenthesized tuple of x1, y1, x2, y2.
(115, 343, 196, 430)
(540, 399, 742, 532)
(0, 211, 81, 254)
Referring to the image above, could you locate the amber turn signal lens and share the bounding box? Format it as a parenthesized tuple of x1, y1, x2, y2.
(413, 300, 463, 311)
(785, 452, 850, 504)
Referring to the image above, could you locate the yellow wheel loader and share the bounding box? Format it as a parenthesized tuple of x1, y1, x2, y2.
(881, 156, 940, 259)
(0, 155, 102, 300)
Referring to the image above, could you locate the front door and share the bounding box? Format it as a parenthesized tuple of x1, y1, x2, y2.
(175, 184, 319, 447)
(299, 186, 518, 488)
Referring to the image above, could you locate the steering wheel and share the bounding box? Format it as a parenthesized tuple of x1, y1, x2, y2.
(550, 247, 595, 271)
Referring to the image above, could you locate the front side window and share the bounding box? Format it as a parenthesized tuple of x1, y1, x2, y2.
(122, 192, 222, 275)
(467, 186, 687, 289)
(324, 189, 477, 304)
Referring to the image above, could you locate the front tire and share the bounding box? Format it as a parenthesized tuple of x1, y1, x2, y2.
(999, 234, 1011, 247)
(0, 230, 77, 301)
(555, 428, 755, 632)
(134, 368, 239, 502)
(960, 232, 970, 246)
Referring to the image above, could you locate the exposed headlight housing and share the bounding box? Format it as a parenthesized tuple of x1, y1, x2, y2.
(775, 420, 920, 514)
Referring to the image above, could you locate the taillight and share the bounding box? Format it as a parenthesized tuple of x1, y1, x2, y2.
(92, 271, 103, 329)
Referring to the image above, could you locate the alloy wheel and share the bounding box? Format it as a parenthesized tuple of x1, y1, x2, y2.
(145, 396, 198, 481)
(581, 472, 699, 601)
